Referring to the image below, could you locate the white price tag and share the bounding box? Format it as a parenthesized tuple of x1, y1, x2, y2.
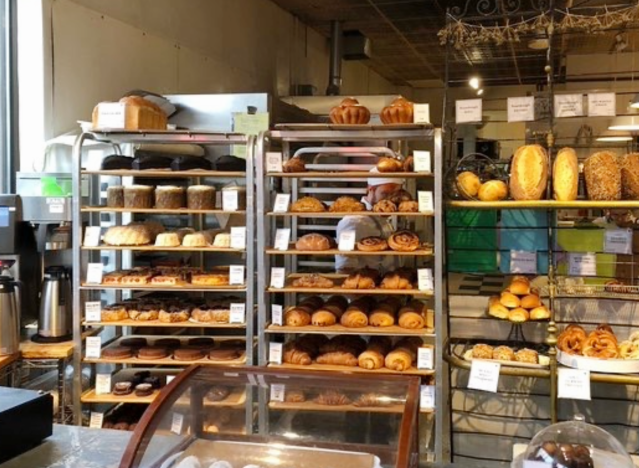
(604, 229, 632, 255)
(85, 301, 102, 322)
(266, 152, 284, 173)
(510, 251, 537, 274)
(270, 268, 286, 289)
(230, 303, 246, 324)
(413, 103, 430, 123)
(558, 368, 591, 400)
(85, 337, 102, 359)
(171, 413, 184, 435)
(417, 347, 434, 370)
(230, 227, 247, 249)
(413, 151, 431, 173)
(588, 92, 616, 117)
(420, 385, 435, 410)
(273, 194, 291, 213)
(166, 375, 176, 385)
(554, 94, 584, 118)
(229, 265, 245, 285)
(95, 374, 112, 395)
(468, 360, 501, 393)
(269, 342, 283, 364)
(455, 99, 483, 124)
(222, 190, 239, 211)
(507, 96, 535, 122)
(523, 462, 551, 468)
(86, 263, 103, 284)
(89, 411, 104, 429)
(338, 230, 356, 252)
(274, 228, 291, 251)
(569, 252, 597, 277)
(272, 305, 283, 326)
(418, 191, 434, 213)
(270, 383, 286, 402)
(84, 227, 101, 247)
(96, 102, 126, 129)
(49, 203, 64, 214)
(418, 268, 434, 292)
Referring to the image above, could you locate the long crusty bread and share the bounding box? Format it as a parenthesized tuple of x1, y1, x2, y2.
(509, 144, 549, 200)
(553, 147, 579, 201)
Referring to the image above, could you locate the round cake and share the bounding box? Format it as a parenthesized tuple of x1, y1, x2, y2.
(155, 232, 181, 247)
(182, 233, 209, 247)
(187, 185, 216, 210)
(107, 186, 124, 208)
(212, 233, 231, 248)
(124, 185, 154, 209)
(155, 186, 185, 209)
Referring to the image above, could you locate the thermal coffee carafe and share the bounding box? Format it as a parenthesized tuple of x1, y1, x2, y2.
(37, 266, 71, 341)
(0, 275, 21, 355)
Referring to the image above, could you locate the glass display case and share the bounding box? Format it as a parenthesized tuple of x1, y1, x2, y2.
(119, 366, 420, 468)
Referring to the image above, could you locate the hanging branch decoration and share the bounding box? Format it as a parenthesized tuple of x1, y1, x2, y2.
(439, 3, 639, 49)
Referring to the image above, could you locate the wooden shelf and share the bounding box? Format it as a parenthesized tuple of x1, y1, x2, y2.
(268, 400, 433, 414)
(81, 206, 245, 215)
(447, 200, 639, 210)
(82, 245, 245, 253)
(268, 286, 433, 296)
(82, 170, 245, 178)
(267, 211, 433, 218)
(266, 247, 433, 257)
(83, 319, 245, 329)
(268, 362, 434, 377)
(267, 172, 431, 179)
(81, 283, 246, 292)
(82, 385, 246, 407)
(84, 353, 246, 366)
(266, 324, 434, 336)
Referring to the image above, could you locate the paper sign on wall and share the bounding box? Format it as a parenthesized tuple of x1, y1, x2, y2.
(588, 92, 616, 117)
(456, 99, 483, 124)
(468, 360, 501, 393)
(510, 251, 537, 274)
(413, 103, 430, 123)
(555, 94, 584, 118)
(413, 150, 431, 173)
(558, 368, 591, 400)
(507, 97, 535, 122)
(568, 253, 597, 277)
(604, 229, 632, 255)
(266, 152, 284, 173)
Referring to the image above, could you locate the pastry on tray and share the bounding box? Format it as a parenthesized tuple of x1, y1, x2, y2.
(154, 186, 185, 209)
(398, 200, 419, 212)
(373, 200, 397, 213)
(128, 303, 160, 321)
(314, 390, 351, 406)
(369, 298, 401, 327)
(358, 337, 392, 370)
(283, 156, 306, 173)
(154, 232, 181, 247)
(103, 226, 153, 246)
(398, 300, 430, 329)
(380, 97, 414, 124)
(100, 304, 128, 322)
(123, 185, 154, 209)
(182, 233, 209, 247)
(388, 230, 420, 252)
(341, 267, 379, 289)
(284, 306, 312, 327)
(290, 196, 326, 213)
(291, 274, 334, 289)
(356, 236, 388, 252)
(191, 304, 230, 323)
(212, 233, 231, 248)
(191, 272, 230, 286)
(380, 268, 415, 290)
(376, 157, 403, 173)
(329, 196, 366, 213)
(385, 337, 421, 371)
(186, 185, 216, 210)
(295, 233, 335, 251)
(329, 97, 370, 125)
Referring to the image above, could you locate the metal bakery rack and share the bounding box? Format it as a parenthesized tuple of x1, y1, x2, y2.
(255, 123, 446, 463)
(71, 130, 256, 432)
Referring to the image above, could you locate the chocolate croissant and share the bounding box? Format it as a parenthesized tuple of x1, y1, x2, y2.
(340, 307, 368, 328)
(358, 337, 392, 370)
(284, 306, 312, 327)
(398, 301, 428, 330)
(369, 298, 401, 327)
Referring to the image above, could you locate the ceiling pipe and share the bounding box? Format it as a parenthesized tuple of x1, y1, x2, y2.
(326, 20, 343, 96)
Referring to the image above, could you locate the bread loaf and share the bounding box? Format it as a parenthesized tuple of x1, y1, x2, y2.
(509, 145, 548, 200)
(92, 97, 168, 130)
(478, 180, 508, 201)
(621, 153, 639, 200)
(553, 147, 579, 201)
(584, 151, 621, 201)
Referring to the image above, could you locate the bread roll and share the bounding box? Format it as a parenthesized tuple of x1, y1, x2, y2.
(508, 308, 529, 323)
(509, 279, 531, 295)
(478, 180, 508, 201)
(457, 171, 481, 198)
(584, 151, 621, 201)
(500, 291, 520, 308)
(530, 305, 551, 320)
(520, 294, 541, 309)
(509, 145, 549, 200)
(553, 147, 579, 201)
(621, 153, 639, 200)
(488, 296, 509, 319)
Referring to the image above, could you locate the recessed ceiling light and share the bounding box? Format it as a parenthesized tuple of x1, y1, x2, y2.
(469, 77, 480, 90)
(609, 115, 639, 131)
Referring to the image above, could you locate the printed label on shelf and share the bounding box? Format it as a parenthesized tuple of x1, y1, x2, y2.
(222, 190, 239, 212)
(85, 337, 102, 359)
(269, 342, 283, 364)
(166, 375, 176, 385)
(555, 94, 584, 118)
(568, 252, 597, 277)
(338, 230, 356, 252)
(274, 228, 291, 251)
(229, 265, 245, 285)
(588, 92, 616, 117)
(266, 152, 284, 173)
(604, 228, 632, 255)
(273, 193, 291, 213)
(229, 303, 246, 324)
(84, 301, 102, 322)
(507, 96, 535, 122)
(270, 268, 286, 289)
(95, 374, 112, 395)
(413, 103, 430, 124)
(455, 99, 483, 124)
(47, 198, 65, 214)
(468, 360, 501, 393)
(418, 191, 434, 213)
(558, 368, 591, 400)
(96, 102, 126, 129)
(417, 268, 434, 292)
(270, 383, 286, 402)
(272, 305, 283, 326)
(83, 226, 101, 247)
(510, 250, 537, 274)
(420, 385, 435, 410)
(89, 412, 104, 429)
(523, 462, 552, 468)
(413, 150, 431, 173)
(417, 347, 434, 370)
(86, 263, 103, 284)
(171, 413, 184, 435)
(230, 227, 247, 250)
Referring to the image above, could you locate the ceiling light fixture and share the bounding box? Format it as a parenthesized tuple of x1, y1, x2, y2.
(596, 130, 633, 142)
(477, 89, 484, 96)
(469, 77, 480, 90)
(608, 115, 639, 131)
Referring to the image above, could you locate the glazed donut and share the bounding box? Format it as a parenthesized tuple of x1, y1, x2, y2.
(373, 200, 397, 213)
(398, 200, 419, 212)
(356, 236, 388, 252)
(388, 230, 420, 252)
(376, 157, 403, 173)
(583, 330, 618, 359)
(557, 325, 587, 355)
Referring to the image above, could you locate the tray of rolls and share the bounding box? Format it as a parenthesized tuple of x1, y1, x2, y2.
(487, 275, 551, 323)
(454, 340, 550, 369)
(90, 266, 245, 290)
(272, 194, 429, 216)
(274, 334, 433, 376)
(557, 324, 639, 374)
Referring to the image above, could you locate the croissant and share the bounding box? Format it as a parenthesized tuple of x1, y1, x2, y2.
(398, 304, 426, 330)
(311, 309, 338, 326)
(341, 268, 379, 289)
(314, 390, 351, 406)
(316, 351, 358, 366)
(283, 342, 313, 365)
(358, 336, 392, 370)
(354, 393, 392, 407)
(384, 349, 413, 371)
(369, 299, 401, 327)
(284, 306, 312, 327)
(291, 274, 334, 289)
(340, 308, 368, 328)
(321, 335, 367, 356)
(380, 272, 414, 290)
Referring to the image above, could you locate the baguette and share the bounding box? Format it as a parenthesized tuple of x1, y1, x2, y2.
(553, 147, 579, 201)
(509, 144, 549, 200)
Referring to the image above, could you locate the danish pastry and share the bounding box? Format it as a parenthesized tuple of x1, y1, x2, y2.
(291, 274, 335, 289)
(330, 196, 366, 212)
(398, 200, 419, 212)
(356, 236, 388, 252)
(373, 200, 397, 213)
(388, 230, 420, 252)
(290, 197, 326, 213)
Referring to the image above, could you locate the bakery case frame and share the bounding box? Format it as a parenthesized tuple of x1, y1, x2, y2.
(71, 130, 256, 429)
(254, 124, 447, 463)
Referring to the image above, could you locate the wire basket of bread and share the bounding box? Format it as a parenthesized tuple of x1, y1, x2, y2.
(447, 152, 509, 201)
(453, 339, 550, 368)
